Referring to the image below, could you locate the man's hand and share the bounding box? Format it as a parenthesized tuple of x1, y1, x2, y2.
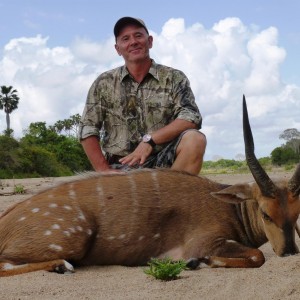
(119, 142, 153, 166)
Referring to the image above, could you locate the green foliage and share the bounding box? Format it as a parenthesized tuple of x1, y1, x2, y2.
(0, 135, 19, 151)
(53, 136, 92, 172)
(14, 184, 25, 194)
(144, 258, 187, 281)
(52, 114, 81, 136)
(257, 156, 272, 167)
(17, 145, 72, 177)
(0, 119, 92, 178)
(202, 159, 248, 174)
(271, 146, 300, 166)
(0, 135, 20, 176)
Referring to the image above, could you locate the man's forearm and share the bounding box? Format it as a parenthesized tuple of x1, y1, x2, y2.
(151, 119, 198, 144)
(80, 136, 110, 171)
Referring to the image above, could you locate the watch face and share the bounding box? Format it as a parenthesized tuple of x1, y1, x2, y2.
(143, 134, 151, 142)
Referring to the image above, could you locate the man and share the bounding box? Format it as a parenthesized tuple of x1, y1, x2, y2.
(79, 17, 206, 175)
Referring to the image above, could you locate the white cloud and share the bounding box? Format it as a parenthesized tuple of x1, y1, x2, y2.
(0, 17, 299, 160)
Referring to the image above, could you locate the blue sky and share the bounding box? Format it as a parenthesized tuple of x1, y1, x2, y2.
(0, 0, 300, 160)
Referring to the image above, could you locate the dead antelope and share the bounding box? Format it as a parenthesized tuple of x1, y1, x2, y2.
(0, 96, 300, 277)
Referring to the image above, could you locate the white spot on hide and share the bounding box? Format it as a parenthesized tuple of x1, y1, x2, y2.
(63, 231, 71, 237)
(138, 236, 145, 241)
(76, 226, 83, 232)
(78, 211, 86, 221)
(64, 205, 72, 211)
(49, 244, 63, 252)
(86, 229, 92, 236)
(44, 230, 52, 236)
(18, 216, 26, 222)
(119, 234, 126, 239)
(68, 189, 76, 199)
(49, 203, 58, 208)
(153, 233, 160, 239)
(32, 208, 40, 213)
(43, 212, 50, 216)
(51, 224, 60, 230)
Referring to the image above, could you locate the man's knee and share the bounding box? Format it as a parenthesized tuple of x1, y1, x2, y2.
(180, 130, 207, 152)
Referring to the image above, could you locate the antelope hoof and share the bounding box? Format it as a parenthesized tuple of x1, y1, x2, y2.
(186, 258, 200, 270)
(54, 260, 75, 274)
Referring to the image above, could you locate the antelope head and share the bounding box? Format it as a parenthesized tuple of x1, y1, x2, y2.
(243, 95, 300, 256)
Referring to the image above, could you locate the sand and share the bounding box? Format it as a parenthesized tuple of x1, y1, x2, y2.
(0, 172, 300, 300)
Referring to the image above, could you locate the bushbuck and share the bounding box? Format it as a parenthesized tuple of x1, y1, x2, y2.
(0, 96, 299, 277)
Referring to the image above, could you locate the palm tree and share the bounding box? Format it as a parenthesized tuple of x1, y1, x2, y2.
(0, 85, 20, 135)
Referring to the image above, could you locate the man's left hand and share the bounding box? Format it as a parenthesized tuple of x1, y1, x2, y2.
(119, 142, 153, 166)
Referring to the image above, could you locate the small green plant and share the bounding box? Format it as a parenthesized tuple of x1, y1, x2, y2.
(144, 258, 187, 281)
(14, 184, 25, 194)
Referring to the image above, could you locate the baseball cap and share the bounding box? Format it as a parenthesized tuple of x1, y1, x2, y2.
(114, 17, 149, 38)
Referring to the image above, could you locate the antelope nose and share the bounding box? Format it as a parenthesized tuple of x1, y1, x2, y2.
(283, 252, 296, 257)
(282, 248, 299, 257)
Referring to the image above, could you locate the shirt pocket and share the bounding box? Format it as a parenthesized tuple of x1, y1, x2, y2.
(145, 93, 175, 130)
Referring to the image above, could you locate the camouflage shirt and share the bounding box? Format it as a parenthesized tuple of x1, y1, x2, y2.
(79, 60, 202, 156)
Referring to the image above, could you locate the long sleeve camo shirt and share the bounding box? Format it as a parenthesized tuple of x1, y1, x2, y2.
(79, 60, 202, 157)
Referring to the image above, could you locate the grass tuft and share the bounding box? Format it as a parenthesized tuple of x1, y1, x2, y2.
(13, 184, 26, 194)
(144, 258, 187, 281)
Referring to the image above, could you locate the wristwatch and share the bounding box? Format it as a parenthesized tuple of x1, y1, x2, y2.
(142, 134, 156, 147)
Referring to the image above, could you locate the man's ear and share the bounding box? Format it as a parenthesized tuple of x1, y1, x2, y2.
(148, 35, 153, 49)
(115, 44, 122, 56)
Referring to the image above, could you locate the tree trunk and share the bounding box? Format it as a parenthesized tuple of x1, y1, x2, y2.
(6, 112, 10, 131)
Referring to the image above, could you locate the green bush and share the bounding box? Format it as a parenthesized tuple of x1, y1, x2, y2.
(52, 137, 92, 172)
(202, 159, 248, 174)
(17, 145, 72, 177)
(271, 147, 299, 166)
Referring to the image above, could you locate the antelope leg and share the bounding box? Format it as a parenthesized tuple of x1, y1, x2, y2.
(187, 240, 265, 269)
(0, 259, 74, 277)
(296, 224, 300, 238)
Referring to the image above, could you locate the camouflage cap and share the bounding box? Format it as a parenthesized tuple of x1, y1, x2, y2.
(114, 17, 149, 38)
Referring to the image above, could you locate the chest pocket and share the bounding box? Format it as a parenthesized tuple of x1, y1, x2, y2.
(145, 92, 175, 129)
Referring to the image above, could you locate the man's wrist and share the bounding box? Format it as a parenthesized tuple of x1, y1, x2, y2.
(142, 134, 156, 147)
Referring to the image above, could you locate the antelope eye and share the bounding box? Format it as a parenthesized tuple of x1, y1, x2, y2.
(261, 210, 273, 222)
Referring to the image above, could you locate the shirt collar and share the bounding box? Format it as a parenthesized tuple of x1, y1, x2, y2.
(120, 59, 159, 82)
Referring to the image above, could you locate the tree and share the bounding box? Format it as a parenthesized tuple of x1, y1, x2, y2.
(235, 153, 245, 161)
(52, 114, 81, 137)
(0, 86, 20, 135)
(279, 128, 300, 154)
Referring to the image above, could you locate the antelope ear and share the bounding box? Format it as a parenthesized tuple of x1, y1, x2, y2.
(211, 183, 254, 204)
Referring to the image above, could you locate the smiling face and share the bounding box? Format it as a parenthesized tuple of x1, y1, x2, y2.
(115, 24, 153, 64)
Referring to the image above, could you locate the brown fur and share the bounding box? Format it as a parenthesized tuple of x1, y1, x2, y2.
(0, 168, 299, 277)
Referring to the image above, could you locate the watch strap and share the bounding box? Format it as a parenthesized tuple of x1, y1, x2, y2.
(147, 137, 156, 148)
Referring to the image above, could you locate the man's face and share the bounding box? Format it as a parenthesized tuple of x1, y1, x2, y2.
(115, 24, 153, 63)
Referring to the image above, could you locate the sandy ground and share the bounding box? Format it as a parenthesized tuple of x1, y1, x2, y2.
(0, 171, 300, 300)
